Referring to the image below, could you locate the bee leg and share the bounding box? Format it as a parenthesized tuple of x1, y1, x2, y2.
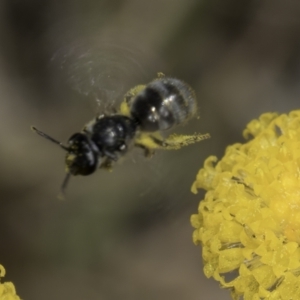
(157, 72, 165, 78)
(147, 135, 168, 148)
(103, 150, 119, 161)
(100, 158, 114, 171)
(149, 133, 211, 150)
(110, 107, 118, 114)
(135, 143, 155, 158)
(146, 134, 183, 150)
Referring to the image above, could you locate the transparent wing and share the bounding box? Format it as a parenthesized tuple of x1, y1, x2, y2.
(50, 39, 153, 111)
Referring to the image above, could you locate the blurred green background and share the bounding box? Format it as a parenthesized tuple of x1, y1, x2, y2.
(0, 0, 299, 299)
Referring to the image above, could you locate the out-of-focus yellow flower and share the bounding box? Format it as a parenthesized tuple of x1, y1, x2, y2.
(191, 111, 300, 300)
(0, 265, 21, 300)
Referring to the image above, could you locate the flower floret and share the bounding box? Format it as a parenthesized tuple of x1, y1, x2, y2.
(0, 265, 21, 300)
(191, 110, 300, 299)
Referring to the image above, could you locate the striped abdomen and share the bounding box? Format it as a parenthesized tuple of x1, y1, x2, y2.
(130, 77, 197, 132)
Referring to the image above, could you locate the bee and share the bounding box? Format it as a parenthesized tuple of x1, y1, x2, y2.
(32, 74, 210, 197)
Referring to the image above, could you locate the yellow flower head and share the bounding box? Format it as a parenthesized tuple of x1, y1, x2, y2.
(0, 265, 21, 300)
(191, 110, 300, 300)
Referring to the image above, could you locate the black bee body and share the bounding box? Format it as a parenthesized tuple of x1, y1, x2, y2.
(32, 76, 209, 195)
(67, 114, 138, 176)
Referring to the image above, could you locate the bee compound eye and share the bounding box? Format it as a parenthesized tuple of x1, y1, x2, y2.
(66, 150, 99, 176)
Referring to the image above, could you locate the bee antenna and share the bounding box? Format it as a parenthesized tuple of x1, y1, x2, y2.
(57, 172, 71, 200)
(31, 126, 69, 151)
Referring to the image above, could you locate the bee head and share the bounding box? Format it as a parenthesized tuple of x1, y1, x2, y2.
(66, 133, 101, 176)
(31, 126, 102, 198)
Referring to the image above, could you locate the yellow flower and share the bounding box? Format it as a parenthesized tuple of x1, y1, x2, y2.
(191, 111, 300, 300)
(0, 265, 21, 300)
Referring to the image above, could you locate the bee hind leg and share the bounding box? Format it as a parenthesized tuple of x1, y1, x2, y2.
(138, 133, 211, 151)
(134, 143, 155, 158)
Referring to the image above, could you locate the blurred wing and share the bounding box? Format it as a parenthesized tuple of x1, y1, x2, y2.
(50, 40, 151, 111)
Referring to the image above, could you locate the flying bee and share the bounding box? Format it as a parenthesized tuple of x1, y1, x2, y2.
(32, 74, 210, 197)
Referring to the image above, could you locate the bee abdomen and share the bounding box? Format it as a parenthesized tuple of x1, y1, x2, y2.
(130, 77, 197, 132)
